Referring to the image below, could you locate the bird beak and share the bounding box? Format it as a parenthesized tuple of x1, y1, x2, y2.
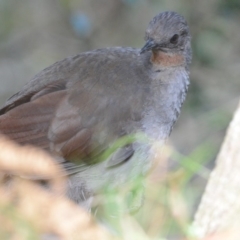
(140, 39, 156, 54)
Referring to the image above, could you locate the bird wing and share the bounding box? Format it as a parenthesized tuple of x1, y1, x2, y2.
(0, 83, 135, 172)
(0, 82, 66, 150)
(0, 48, 146, 171)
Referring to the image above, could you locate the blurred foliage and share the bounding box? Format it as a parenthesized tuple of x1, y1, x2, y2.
(0, 0, 239, 239)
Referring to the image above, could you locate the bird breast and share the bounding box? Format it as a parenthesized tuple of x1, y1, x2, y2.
(141, 66, 189, 141)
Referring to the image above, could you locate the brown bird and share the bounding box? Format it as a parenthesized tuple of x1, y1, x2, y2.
(0, 11, 191, 210)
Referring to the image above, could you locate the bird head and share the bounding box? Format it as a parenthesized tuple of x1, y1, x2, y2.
(140, 11, 192, 65)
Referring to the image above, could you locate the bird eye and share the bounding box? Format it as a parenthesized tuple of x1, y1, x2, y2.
(170, 34, 179, 44)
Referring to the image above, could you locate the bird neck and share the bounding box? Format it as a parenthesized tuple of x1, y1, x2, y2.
(150, 50, 185, 69)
